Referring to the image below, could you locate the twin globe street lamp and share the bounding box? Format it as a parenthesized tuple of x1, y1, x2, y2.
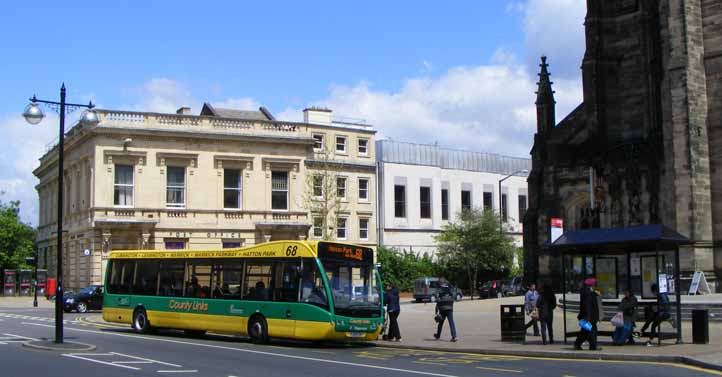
(23, 84, 100, 344)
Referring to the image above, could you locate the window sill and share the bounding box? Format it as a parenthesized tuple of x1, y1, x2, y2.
(223, 208, 243, 211)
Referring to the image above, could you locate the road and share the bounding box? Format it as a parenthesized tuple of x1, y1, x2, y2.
(0, 307, 719, 377)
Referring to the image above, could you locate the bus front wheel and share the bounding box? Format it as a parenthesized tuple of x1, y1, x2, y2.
(248, 315, 269, 344)
(132, 308, 152, 334)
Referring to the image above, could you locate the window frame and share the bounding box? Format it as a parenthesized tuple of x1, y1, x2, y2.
(223, 168, 243, 210)
(358, 178, 369, 201)
(335, 136, 347, 154)
(312, 175, 324, 198)
(271, 171, 290, 211)
(394, 184, 406, 218)
(461, 190, 472, 211)
(336, 217, 348, 240)
(113, 164, 134, 208)
(336, 176, 347, 200)
(313, 217, 324, 239)
(518, 194, 528, 222)
(358, 138, 369, 156)
(312, 133, 325, 151)
(166, 166, 186, 209)
(419, 186, 432, 219)
(359, 218, 369, 240)
(441, 188, 449, 220)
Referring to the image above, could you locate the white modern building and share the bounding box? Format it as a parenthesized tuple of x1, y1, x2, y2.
(377, 140, 531, 256)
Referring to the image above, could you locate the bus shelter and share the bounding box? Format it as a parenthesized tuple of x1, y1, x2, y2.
(547, 224, 691, 345)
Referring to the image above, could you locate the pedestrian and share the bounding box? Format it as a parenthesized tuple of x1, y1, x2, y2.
(574, 278, 600, 351)
(524, 283, 540, 336)
(433, 278, 457, 342)
(537, 284, 556, 344)
(384, 283, 402, 341)
(612, 289, 637, 345)
(646, 283, 671, 346)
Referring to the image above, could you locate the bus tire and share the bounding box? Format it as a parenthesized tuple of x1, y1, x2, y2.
(132, 307, 152, 334)
(184, 329, 206, 338)
(248, 315, 269, 344)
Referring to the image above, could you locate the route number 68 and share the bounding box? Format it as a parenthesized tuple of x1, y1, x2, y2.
(285, 245, 298, 256)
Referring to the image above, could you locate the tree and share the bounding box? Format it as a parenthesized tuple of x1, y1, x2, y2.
(376, 246, 437, 291)
(435, 208, 514, 298)
(0, 198, 37, 273)
(302, 151, 347, 240)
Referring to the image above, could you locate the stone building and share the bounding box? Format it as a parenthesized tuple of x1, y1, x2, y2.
(524, 0, 722, 291)
(377, 140, 530, 256)
(34, 105, 376, 291)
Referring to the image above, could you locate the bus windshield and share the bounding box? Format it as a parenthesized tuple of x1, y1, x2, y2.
(322, 259, 381, 318)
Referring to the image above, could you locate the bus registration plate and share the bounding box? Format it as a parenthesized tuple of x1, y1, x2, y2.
(348, 331, 365, 338)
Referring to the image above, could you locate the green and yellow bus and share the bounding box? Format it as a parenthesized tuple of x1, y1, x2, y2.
(103, 241, 384, 343)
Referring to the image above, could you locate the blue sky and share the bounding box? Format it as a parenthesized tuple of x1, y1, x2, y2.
(0, 0, 586, 224)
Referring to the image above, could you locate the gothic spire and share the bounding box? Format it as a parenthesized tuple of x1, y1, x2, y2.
(535, 55, 555, 106)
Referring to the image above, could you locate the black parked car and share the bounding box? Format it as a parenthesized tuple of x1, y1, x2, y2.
(478, 280, 502, 299)
(63, 285, 104, 313)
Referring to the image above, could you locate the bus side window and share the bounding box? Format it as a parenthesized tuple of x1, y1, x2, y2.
(158, 260, 185, 297)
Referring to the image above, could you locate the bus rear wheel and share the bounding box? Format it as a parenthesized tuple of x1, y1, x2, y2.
(248, 316, 269, 344)
(132, 308, 152, 334)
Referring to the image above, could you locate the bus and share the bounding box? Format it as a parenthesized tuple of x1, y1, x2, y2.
(102, 240, 383, 343)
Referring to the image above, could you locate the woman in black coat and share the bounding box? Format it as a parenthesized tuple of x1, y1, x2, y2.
(537, 285, 557, 344)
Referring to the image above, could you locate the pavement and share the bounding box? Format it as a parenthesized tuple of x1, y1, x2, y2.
(379, 295, 722, 371)
(2, 295, 722, 373)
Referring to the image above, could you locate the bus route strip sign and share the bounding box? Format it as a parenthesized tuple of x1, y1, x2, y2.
(102, 241, 384, 343)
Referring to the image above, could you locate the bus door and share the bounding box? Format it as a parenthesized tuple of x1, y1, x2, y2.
(268, 260, 301, 338)
(107, 260, 134, 317)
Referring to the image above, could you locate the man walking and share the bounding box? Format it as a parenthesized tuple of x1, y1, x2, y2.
(574, 278, 601, 350)
(433, 278, 457, 342)
(524, 283, 540, 336)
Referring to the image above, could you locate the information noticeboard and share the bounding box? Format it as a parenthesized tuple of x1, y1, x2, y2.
(688, 271, 710, 295)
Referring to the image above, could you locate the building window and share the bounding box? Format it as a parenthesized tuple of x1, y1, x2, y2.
(519, 194, 528, 221)
(461, 190, 471, 211)
(313, 175, 324, 198)
(420, 186, 431, 219)
(271, 171, 289, 210)
(166, 166, 185, 208)
(441, 189, 449, 220)
(359, 218, 369, 240)
(358, 178, 369, 201)
(114, 164, 133, 207)
(394, 185, 406, 218)
(358, 139, 368, 155)
(483, 191, 493, 211)
(313, 134, 324, 151)
(313, 217, 323, 238)
(223, 169, 242, 209)
(222, 241, 242, 248)
(337, 217, 347, 240)
(336, 136, 346, 153)
(337, 177, 347, 199)
(502, 193, 508, 222)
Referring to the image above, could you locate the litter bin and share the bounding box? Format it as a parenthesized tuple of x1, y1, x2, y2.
(692, 309, 709, 344)
(500, 304, 525, 342)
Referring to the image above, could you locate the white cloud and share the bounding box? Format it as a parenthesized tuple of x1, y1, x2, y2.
(514, 0, 587, 79)
(129, 78, 196, 113)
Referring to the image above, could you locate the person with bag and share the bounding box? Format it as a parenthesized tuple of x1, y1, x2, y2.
(524, 283, 540, 336)
(612, 289, 637, 345)
(574, 278, 601, 351)
(537, 284, 556, 344)
(433, 278, 457, 342)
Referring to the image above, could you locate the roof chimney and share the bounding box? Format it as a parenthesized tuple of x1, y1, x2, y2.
(303, 107, 332, 126)
(176, 107, 192, 115)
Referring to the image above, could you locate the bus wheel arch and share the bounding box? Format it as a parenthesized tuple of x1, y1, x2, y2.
(132, 306, 152, 334)
(247, 314, 269, 344)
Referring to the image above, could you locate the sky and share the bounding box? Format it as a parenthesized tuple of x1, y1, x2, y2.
(0, 0, 587, 225)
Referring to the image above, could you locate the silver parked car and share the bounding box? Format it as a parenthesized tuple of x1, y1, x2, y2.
(413, 277, 463, 302)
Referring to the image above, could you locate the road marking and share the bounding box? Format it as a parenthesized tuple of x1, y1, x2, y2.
(63, 354, 140, 370)
(26, 323, 461, 377)
(413, 361, 447, 366)
(157, 370, 198, 373)
(110, 352, 183, 367)
(476, 366, 523, 373)
(3, 333, 40, 341)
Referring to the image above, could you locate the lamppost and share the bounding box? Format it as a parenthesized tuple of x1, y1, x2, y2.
(498, 169, 529, 234)
(22, 84, 100, 344)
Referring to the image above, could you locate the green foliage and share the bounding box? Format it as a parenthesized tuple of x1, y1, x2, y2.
(0, 199, 37, 273)
(377, 245, 437, 291)
(435, 208, 515, 297)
